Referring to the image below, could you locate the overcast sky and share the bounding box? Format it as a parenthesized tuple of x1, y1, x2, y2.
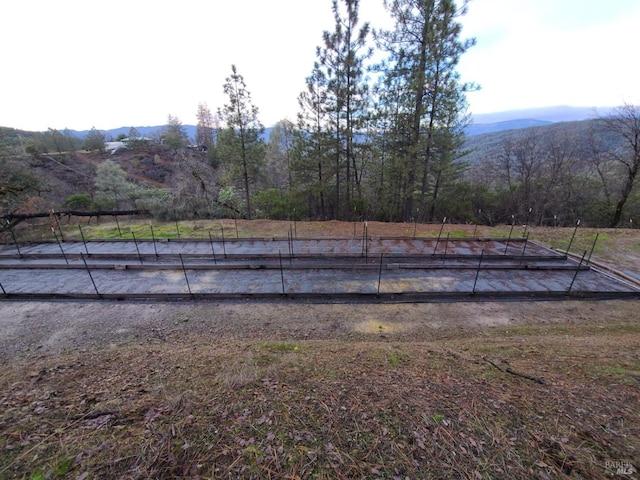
(2, 0, 639, 132)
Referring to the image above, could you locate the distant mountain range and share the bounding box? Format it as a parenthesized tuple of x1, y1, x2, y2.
(64, 105, 615, 140)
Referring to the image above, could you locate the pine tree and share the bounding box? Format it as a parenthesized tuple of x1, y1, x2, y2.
(376, 0, 475, 221)
(217, 65, 265, 220)
(295, 63, 332, 219)
(195, 102, 217, 152)
(317, 0, 372, 219)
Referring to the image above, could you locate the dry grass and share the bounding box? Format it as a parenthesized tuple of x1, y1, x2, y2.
(1, 320, 639, 479)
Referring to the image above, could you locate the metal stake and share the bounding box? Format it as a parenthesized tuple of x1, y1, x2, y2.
(174, 209, 180, 238)
(433, 217, 446, 254)
(523, 207, 532, 237)
(413, 208, 419, 238)
(220, 223, 227, 258)
(52, 209, 64, 241)
(293, 208, 297, 239)
(115, 215, 122, 238)
(80, 253, 100, 297)
(443, 233, 450, 259)
(377, 252, 384, 296)
(150, 225, 159, 258)
(364, 221, 369, 261)
(504, 215, 515, 255)
(7, 221, 22, 257)
(131, 230, 143, 265)
(567, 250, 587, 295)
(179, 253, 193, 297)
(0, 279, 7, 295)
(278, 250, 286, 295)
(472, 224, 478, 238)
(519, 232, 530, 265)
(472, 245, 485, 295)
(586, 233, 599, 265)
(78, 225, 89, 255)
(208, 230, 217, 264)
(234, 215, 239, 238)
(566, 219, 581, 254)
(51, 227, 69, 264)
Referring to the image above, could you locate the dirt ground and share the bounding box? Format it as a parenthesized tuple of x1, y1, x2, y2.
(0, 298, 636, 361)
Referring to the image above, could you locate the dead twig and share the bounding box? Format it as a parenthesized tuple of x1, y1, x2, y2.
(483, 357, 545, 385)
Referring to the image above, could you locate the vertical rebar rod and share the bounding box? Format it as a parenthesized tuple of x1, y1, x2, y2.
(567, 250, 587, 295)
(413, 208, 419, 238)
(377, 252, 384, 296)
(433, 217, 446, 255)
(361, 222, 366, 256)
(174, 209, 180, 238)
(443, 233, 450, 259)
(519, 232, 530, 265)
(472, 245, 485, 295)
(523, 207, 532, 237)
(208, 231, 217, 264)
(51, 227, 69, 264)
(234, 215, 239, 238)
(293, 208, 297, 239)
(566, 219, 581, 255)
(472, 224, 478, 238)
(365, 221, 369, 261)
(115, 215, 123, 238)
(131, 230, 143, 265)
(80, 253, 100, 297)
(289, 226, 294, 259)
(586, 233, 599, 265)
(278, 250, 285, 295)
(220, 223, 227, 258)
(78, 225, 89, 255)
(0, 279, 7, 295)
(504, 216, 515, 255)
(179, 253, 192, 297)
(52, 209, 64, 241)
(7, 222, 22, 257)
(353, 207, 357, 237)
(150, 225, 159, 259)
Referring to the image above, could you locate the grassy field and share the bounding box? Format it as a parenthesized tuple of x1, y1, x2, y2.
(1, 220, 639, 479)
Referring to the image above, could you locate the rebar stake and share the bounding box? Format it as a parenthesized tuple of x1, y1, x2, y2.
(472, 245, 485, 295)
(377, 252, 384, 296)
(131, 230, 143, 265)
(208, 231, 217, 264)
(567, 250, 587, 295)
(278, 250, 286, 295)
(566, 219, 581, 255)
(179, 253, 193, 297)
(78, 225, 89, 255)
(51, 227, 68, 264)
(81, 252, 100, 297)
(150, 225, 159, 259)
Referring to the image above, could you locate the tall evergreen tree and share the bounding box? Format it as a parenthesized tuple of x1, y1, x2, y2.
(376, 0, 475, 221)
(195, 102, 217, 152)
(83, 127, 105, 154)
(317, 0, 372, 219)
(217, 65, 265, 220)
(295, 63, 332, 219)
(163, 114, 188, 151)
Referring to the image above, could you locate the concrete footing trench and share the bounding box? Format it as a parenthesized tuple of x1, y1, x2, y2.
(1, 236, 639, 301)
